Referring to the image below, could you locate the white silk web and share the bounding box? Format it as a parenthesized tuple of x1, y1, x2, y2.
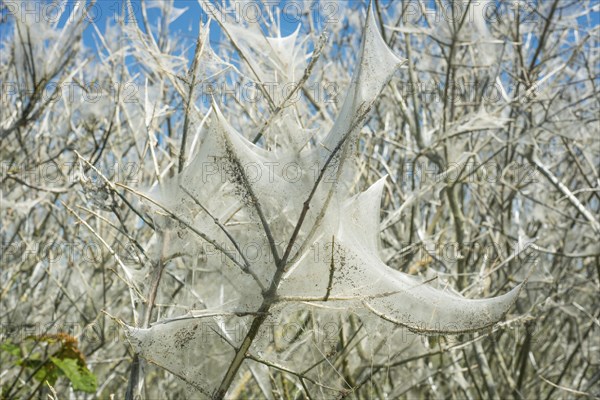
(125, 5, 523, 397)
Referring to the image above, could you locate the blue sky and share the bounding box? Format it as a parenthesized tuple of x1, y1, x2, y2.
(0, 1, 331, 50)
(3, 1, 597, 53)
(78, 0, 337, 51)
(1, 0, 597, 72)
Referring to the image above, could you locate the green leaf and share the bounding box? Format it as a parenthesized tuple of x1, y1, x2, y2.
(33, 361, 59, 386)
(0, 341, 21, 357)
(50, 357, 97, 393)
